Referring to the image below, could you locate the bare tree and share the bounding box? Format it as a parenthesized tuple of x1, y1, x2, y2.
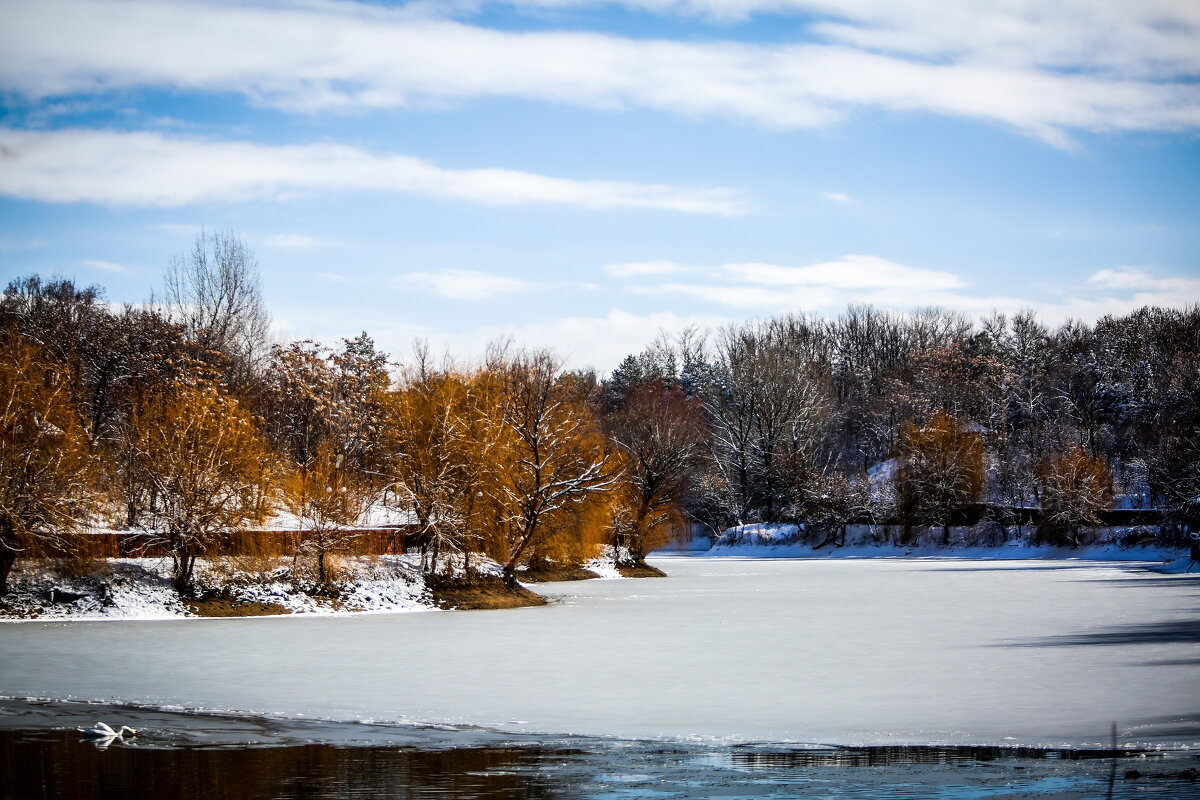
(260, 340, 339, 467)
(163, 230, 270, 383)
(707, 317, 830, 523)
(488, 349, 619, 585)
(607, 379, 708, 566)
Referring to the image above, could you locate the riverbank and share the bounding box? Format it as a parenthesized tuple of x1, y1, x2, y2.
(3, 535, 1194, 620)
(0, 552, 639, 621)
(704, 522, 1195, 572)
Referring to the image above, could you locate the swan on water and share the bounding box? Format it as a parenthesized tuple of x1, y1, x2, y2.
(80, 721, 139, 739)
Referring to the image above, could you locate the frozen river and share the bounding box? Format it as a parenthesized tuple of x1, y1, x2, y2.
(2, 556, 1198, 748)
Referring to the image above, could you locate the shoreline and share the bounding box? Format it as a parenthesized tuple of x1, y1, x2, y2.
(3, 697, 1195, 754)
(2, 545, 1192, 622)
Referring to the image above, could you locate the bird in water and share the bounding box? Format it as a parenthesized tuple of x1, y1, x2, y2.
(79, 721, 139, 746)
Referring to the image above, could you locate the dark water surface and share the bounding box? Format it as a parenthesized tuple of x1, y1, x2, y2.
(3, 700, 1200, 800)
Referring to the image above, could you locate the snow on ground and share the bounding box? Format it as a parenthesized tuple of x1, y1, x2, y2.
(263, 500, 417, 532)
(4, 526, 1191, 622)
(704, 523, 1194, 571)
(0, 556, 432, 621)
(582, 553, 623, 579)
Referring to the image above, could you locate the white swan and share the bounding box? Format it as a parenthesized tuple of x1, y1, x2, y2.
(80, 721, 139, 739)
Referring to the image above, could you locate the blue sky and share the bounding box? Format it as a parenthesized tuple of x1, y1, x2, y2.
(1, 0, 1198, 371)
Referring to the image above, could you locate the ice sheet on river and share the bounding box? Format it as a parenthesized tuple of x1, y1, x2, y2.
(1, 557, 1197, 749)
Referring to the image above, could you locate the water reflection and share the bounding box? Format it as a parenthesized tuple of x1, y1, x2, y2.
(4, 728, 1199, 800)
(1, 729, 565, 800)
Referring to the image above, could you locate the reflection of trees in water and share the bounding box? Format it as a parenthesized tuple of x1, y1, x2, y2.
(727, 743, 1136, 770)
(0, 730, 564, 800)
(5, 728, 1195, 800)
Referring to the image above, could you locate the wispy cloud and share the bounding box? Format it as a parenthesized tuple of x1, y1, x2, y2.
(2, 1, 1197, 145)
(406, 308, 731, 373)
(627, 254, 1200, 321)
(313, 271, 363, 284)
(503, 1, 1200, 81)
(0, 128, 751, 215)
(396, 268, 540, 300)
(262, 233, 333, 249)
(603, 260, 694, 278)
(0, 237, 48, 252)
(820, 191, 852, 204)
(1088, 267, 1200, 296)
(150, 222, 203, 235)
(82, 258, 131, 274)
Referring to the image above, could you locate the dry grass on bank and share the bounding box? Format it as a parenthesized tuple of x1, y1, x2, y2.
(427, 575, 548, 610)
(616, 563, 668, 578)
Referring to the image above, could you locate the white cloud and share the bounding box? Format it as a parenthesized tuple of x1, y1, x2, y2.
(417, 308, 731, 373)
(727, 255, 965, 291)
(313, 271, 362, 283)
(278, 304, 728, 373)
(0, 128, 751, 214)
(632, 255, 1200, 321)
(1, 1, 1197, 145)
(150, 222, 203, 236)
(820, 191, 852, 203)
(1088, 267, 1200, 296)
(603, 259, 694, 278)
(633, 255, 965, 310)
(506, 1, 1200, 81)
(274, 259, 1200, 375)
(262, 233, 333, 248)
(82, 259, 131, 274)
(396, 268, 540, 300)
(0, 237, 48, 252)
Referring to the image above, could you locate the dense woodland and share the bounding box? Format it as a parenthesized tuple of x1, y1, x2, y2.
(2, 231, 1198, 597)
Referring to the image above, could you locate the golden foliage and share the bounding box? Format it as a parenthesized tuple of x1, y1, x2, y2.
(895, 409, 984, 544)
(1038, 447, 1113, 546)
(281, 440, 371, 587)
(129, 377, 273, 591)
(483, 350, 619, 582)
(0, 332, 96, 594)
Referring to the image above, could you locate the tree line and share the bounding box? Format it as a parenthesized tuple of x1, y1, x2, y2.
(2, 232, 1197, 596)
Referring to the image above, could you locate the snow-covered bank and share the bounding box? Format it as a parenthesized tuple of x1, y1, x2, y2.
(0, 551, 641, 621)
(699, 523, 1196, 572)
(0, 556, 431, 621)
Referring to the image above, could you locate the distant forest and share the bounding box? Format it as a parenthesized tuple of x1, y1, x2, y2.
(2, 231, 1198, 595)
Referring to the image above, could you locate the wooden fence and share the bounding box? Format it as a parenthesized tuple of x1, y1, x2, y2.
(65, 526, 419, 559)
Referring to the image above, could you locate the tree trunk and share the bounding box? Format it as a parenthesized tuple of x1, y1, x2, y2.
(0, 547, 15, 597)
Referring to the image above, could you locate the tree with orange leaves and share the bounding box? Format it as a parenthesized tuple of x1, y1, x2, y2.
(895, 409, 984, 545)
(1038, 447, 1113, 547)
(130, 377, 272, 592)
(0, 332, 96, 595)
(381, 346, 492, 575)
(281, 440, 371, 589)
(487, 349, 619, 585)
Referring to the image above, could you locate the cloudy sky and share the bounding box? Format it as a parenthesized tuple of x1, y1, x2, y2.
(2, 0, 1198, 370)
